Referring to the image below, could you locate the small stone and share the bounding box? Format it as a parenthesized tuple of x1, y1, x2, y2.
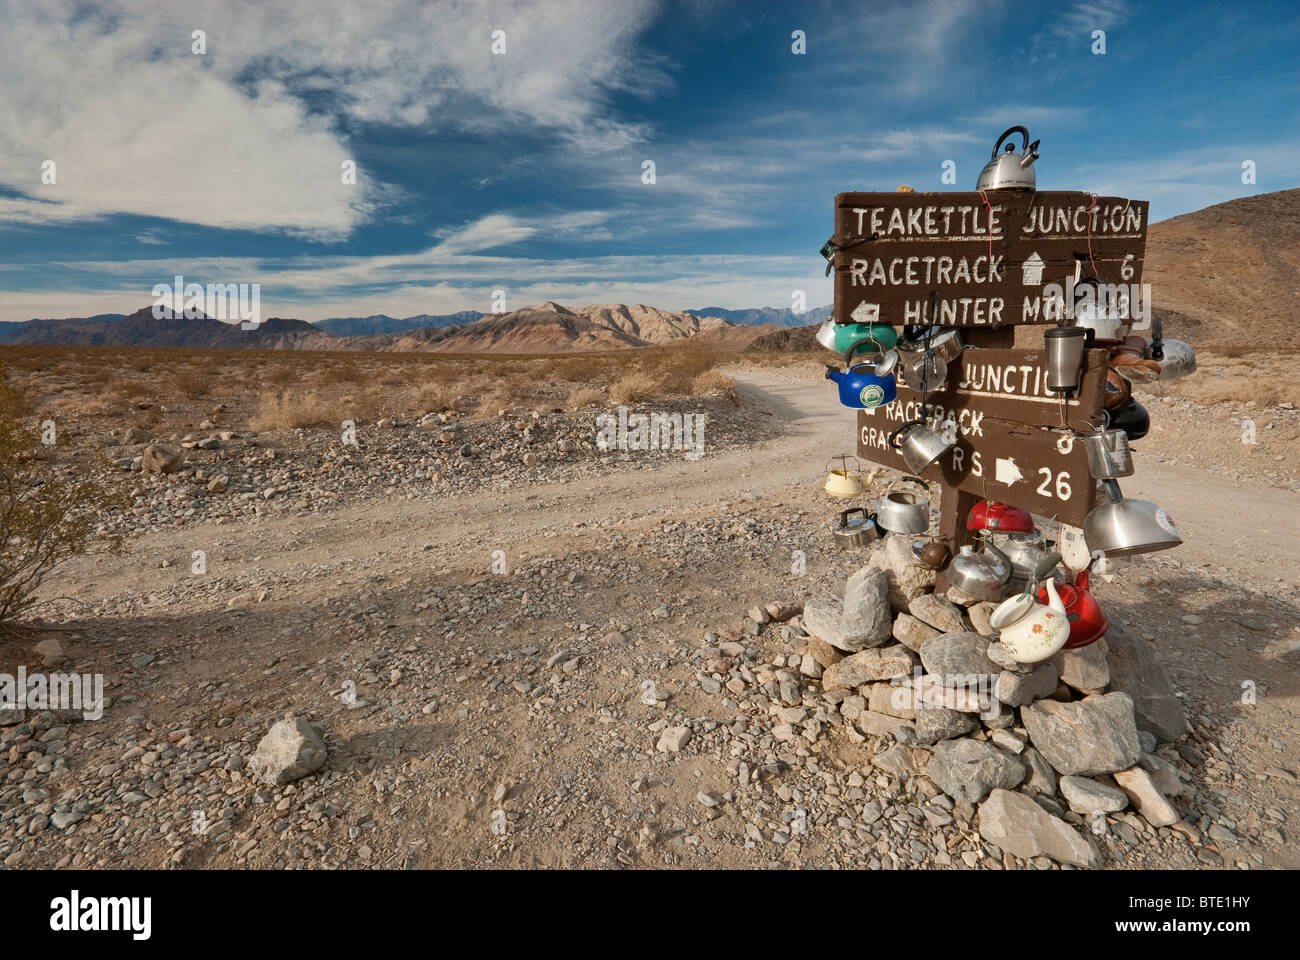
(908, 594, 967, 633)
(822, 646, 917, 688)
(1112, 766, 1179, 827)
(871, 744, 914, 780)
(1053, 642, 1110, 692)
(914, 707, 978, 745)
(968, 602, 998, 637)
(141, 443, 182, 474)
(919, 632, 999, 684)
(891, 613, 939, 653)
(926, 738, 1026, 804)
(1059, 775, 1130, 814)
(656, 726, 691, 753)
(994, 663, 1059, 707)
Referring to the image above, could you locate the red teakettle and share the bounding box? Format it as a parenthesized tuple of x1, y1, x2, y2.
(1036, 569, 1109, 649)
(967, 500, 1035, 534)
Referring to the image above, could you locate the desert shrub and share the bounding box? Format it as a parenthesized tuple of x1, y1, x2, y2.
(473, 388, 513, 419)
(264, 364, 297, 387)
(0, 371, 129, 626)
(567, 385, 606, 408)
(316, 362, 361, 385)
(248, 390, 337, 430)
(609, 371, 660, 403)
(170, 366, 210, 399)
(691, 369, 737, 400)
(410, 382, 459, 415)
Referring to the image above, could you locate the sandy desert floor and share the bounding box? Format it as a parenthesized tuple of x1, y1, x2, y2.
(2, 363, 1297, 870)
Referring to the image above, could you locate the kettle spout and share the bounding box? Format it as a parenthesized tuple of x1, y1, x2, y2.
(1043, 577, 1068, 617)
(1019, 140, 1041, 168)
(825, 366, 843, 383)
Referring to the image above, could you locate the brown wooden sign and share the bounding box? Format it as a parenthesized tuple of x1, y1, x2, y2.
(832, 190, 1149, 327)
(868, 346, 1108, 432)
(857, 410, 1100, 527)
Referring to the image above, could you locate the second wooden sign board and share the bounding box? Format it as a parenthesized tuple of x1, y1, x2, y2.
(857, 409, 1101, 527)
(883, 346, 1108, 431)
(832, 190, 1149, 328)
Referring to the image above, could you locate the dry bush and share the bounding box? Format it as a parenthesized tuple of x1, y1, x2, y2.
(0, 370, 129, 626)
(551, 356, 605, 382)
(691, 369, 737, 400)
(473, 388, 513, 419)
(337, 389, 388, 423)
(610, 371, 660, 403)
(248, 390, 337, 431)
(316, 362, 361, 385)
(170, 366, 211, 399)
(567, 385, 606, 408)
(264, 364, 297, 387)
(410, 381, 459, 415)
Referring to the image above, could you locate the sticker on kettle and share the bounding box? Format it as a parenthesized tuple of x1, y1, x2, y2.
(860, 384, 886, 408)
(1155, 507, 1178, 536)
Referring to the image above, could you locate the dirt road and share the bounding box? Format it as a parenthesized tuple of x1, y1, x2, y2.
(11, 370, 1300, 870)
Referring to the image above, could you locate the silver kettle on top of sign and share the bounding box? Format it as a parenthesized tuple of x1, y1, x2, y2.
(975, 126, 1040, 191)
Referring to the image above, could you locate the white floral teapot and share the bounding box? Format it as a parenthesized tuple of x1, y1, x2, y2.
(989, 551, 1071, 663)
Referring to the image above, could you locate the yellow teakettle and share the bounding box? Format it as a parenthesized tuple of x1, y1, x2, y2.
(825, 455, 864, 499)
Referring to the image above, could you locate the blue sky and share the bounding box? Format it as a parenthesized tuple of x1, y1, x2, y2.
(0, 0, 1296, 323)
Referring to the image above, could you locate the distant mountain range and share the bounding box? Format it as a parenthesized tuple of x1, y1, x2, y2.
(684, 305, 831, 327)
(0, 302, 784, 352)
(0, 306, 335, 350)
(313, 311, 485, 336)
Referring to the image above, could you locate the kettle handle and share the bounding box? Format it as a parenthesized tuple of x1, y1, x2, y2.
(887, 419, 924, 450)
(839, 506, 868, 524)
(885, 473, 930, 495)
(991, 125, 1030, 159)
(826, 454, 862, 476)
(1149, 316, 1164, 361)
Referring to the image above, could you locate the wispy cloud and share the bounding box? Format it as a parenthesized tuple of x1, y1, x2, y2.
(0, 0, 664, 237)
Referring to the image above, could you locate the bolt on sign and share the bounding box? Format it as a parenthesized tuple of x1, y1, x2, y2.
(857, 410, 1100, 528)
(832, 191, 1149, 327)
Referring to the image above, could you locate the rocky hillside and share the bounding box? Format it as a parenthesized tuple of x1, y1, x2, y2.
(1145, 187, 1299, 350)
(0, 306, 336, 350)
(314, 311, 484, 337)
(686, 305, 832, 327)
(373, 302, 734, 353)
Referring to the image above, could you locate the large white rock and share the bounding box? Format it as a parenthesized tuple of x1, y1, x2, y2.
(248, 717, 328, 786)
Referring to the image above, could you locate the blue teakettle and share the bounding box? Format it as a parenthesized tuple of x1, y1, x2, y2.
(826, 361, 897, 409)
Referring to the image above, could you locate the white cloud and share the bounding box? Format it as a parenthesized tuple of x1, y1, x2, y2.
(0, 0, 662, 236)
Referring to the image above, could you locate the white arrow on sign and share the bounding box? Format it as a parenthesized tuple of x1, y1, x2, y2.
(850, 301, 880, 324)
(995, 456, 1024, 486)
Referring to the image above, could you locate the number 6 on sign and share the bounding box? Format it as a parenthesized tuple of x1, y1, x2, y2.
(1036, 469, 1071, 500)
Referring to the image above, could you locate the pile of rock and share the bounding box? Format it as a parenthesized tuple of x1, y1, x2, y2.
(790, 532, 1192, 867)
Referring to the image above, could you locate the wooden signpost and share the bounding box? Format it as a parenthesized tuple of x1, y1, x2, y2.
(831, 191, 1149, 328)
(839, 186, 1149, 559)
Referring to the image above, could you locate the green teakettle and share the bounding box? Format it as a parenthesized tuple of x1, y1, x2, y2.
(815, 319, 898, 357)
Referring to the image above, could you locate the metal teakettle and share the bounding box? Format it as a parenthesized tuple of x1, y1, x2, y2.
(1085, 426, 1134, 479)
(975, 125, 1040, 191)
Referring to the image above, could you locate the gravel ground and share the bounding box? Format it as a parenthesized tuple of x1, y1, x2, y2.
(1, 370, 1296, 870)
